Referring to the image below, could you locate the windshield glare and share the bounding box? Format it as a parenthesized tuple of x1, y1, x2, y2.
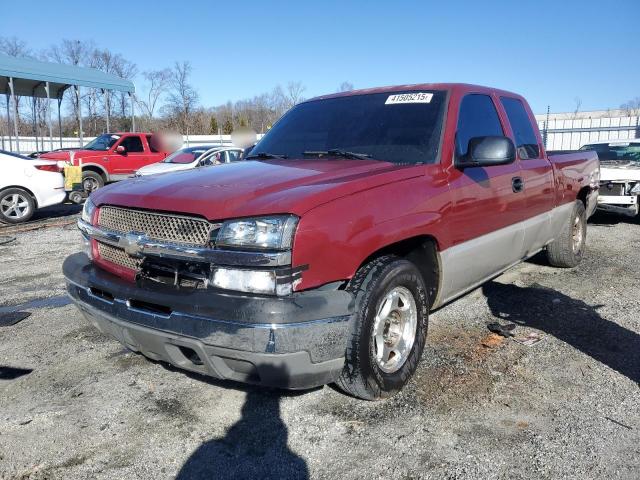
(253, 90, 447, 165)
(84, 134, 120, 151)
(163, 148, 209, 164)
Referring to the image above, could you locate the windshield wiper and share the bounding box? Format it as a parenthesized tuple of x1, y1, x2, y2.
(245, 152, 287, 160)
(302, 149, 371, 160)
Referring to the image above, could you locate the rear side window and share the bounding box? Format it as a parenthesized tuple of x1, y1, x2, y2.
(147, 135, 160, 153)
(227, 150, 242, 162)
(500, 97, 540, 159)
(456, 94, 503, 158)
(120, 136, 144, 153)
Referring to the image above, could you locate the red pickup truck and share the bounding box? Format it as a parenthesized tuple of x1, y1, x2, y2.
(64, 84, 599, 400)
(41, 132, 170, 192)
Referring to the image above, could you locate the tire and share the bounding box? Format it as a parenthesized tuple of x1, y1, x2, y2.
(546, 200, 586, 268)
(0, 187, 36, 224)
(82, 170, 104, 193)
(336, 255, 429, 400)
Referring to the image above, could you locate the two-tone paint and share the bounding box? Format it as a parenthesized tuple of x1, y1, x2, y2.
(88, 84, 599, 308)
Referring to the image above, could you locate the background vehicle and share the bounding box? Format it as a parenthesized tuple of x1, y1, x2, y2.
(39, 133, 172, 192)
(135, 146, 244, 176)
(579, 140, 640, 217)
(65, 83, 599, 400)
(0, 150, 66, 223)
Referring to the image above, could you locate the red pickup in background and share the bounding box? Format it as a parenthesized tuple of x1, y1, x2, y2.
(40, 132, 171, 192)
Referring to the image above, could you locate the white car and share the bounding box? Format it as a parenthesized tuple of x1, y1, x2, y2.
(0, 150, 67, 224)
(579, 140, 640, 217)
(135, 146, 244, 177)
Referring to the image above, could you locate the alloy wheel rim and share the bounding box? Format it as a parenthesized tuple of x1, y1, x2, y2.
(372, 286, 418, 373)
(572, 215, 584, 254)
(83, 177, 99, 192)
(0, 193, 30, 219)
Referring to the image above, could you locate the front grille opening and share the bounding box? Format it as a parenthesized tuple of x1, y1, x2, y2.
(89, 287, 114, 302)
(178, 346, 204, 366)
(139, 259, 209, 290)
(127, 299, 172, 317)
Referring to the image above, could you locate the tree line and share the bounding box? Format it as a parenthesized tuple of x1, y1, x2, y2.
(0, 35, 355, 143)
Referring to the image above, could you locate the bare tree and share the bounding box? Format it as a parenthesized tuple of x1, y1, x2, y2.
(284, 81, 306, 109)
(137, 69, 172, 119)
(165, 61, 199, 138)
(0, 36, 31, 57)
(571, 97, 582, 120)
(337, 81, 354, 92)
(620, 97, 640, 117)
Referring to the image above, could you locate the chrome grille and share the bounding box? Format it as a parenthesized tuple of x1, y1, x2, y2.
(97, 242, 141, 270)
(98, 206, 211, 246)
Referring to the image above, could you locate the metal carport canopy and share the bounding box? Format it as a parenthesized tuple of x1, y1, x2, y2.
(1, 53, 136, 152)
(0, 53, 135, 98)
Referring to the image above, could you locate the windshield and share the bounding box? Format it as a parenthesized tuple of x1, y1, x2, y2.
(253, 90, 447, 165)
(580, 142, 640, 162)
(163, 147, 210, 164)
(84, 134, 120, 151)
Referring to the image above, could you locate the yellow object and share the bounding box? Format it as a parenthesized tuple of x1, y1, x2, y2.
(64, 165, 83, 191)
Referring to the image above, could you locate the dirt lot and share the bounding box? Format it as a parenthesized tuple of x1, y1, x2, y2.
(0, 211, 638, 479)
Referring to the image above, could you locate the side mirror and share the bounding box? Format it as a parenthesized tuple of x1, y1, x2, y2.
(456, 136, 515, 169)
(115, 145, 126, 154)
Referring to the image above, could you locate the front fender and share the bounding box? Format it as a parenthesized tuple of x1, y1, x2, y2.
(292, 175, 451, 290)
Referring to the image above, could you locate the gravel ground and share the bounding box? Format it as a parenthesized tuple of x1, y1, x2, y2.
(0, 211, 638, 479)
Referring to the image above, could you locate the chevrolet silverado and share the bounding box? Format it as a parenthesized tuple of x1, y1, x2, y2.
(63, 84, 599, 400)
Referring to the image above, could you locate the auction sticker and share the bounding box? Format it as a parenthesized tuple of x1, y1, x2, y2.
(385, 92, 433, 104)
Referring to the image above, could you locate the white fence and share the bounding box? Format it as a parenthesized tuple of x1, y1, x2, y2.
(537, 115, 640, 151)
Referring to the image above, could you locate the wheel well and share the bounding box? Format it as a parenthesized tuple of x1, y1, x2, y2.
(358, 236, 441, 308)
(577, 186, 591, 207)
(82, 165, 107, 181)
(0, 185, 38, 208)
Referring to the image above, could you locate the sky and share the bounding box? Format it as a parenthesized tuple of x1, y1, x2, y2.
(1, 0, 638, 114)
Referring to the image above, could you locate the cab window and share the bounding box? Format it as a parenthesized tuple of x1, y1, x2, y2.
(456, 94, 504, 158)
(120, 136, 144, 153)
(500, 97, 540, 159)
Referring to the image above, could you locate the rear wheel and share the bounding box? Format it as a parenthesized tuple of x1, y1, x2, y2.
(0, 188, 35, 224)
(82, 170, 104, 193)
(336, 255, 429, 400)
(546, 200, 586, 268)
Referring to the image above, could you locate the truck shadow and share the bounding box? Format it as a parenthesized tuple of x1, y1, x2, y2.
(482, 281, 640, 385)
(176, 365, 310, 480)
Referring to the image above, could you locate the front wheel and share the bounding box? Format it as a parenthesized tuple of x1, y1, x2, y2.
(336, 256, 429, 400)
(546, 200, 586, 268)
(82, 171, 104, 193)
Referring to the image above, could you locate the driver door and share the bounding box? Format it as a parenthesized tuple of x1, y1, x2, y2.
(441, 93, 526, 301)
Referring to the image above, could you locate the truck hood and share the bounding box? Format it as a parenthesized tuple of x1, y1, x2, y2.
(40, 149, 106, 162)
(91, 159, 423, 220)
(136, 162, 191, 176)
(600, 161, 640, 182)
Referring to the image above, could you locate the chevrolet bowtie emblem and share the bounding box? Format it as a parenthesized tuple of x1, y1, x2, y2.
(118, 232, 146, 257)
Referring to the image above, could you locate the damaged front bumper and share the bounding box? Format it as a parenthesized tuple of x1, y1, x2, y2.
(63, 253, 353, 389)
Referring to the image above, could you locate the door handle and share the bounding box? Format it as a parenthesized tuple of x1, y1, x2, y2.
(512, 176, 524, 193)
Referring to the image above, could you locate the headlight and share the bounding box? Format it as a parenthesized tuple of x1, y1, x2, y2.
(216, 215, 298, 249)
(81, 198, 96, 224)
(630, 183, 640, 195)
